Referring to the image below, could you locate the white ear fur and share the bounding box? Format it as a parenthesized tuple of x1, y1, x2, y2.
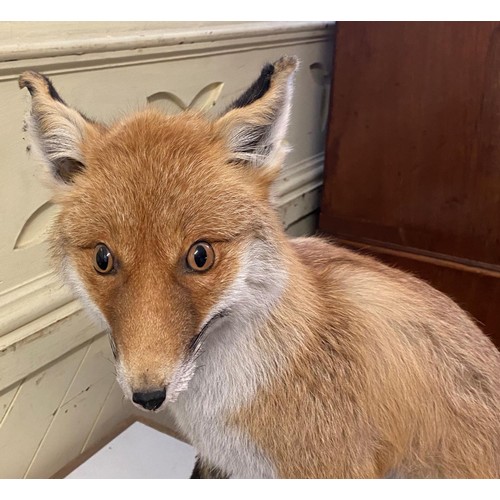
(218, 56, 299, 168)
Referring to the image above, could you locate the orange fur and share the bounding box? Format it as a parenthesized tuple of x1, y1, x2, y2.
(233, 239, 500, 477)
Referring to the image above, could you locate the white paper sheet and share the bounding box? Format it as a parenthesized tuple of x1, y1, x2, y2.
(66, 421, 196, 479)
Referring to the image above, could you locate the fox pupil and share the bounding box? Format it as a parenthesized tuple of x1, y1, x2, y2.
(193, 245, 207, 268)
(95, 245, 111, 272)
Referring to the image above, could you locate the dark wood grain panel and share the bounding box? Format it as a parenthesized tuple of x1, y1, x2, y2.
(321, 22, 500, 265)
(319, 22, 500, 346)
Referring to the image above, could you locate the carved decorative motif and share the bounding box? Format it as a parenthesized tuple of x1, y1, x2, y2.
(147, 82, 224, 114)
(309, 62, 331, 131)
(14, 201, 58, 250)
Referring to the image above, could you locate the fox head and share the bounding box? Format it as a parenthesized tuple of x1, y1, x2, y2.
(19, 57, 298, 411)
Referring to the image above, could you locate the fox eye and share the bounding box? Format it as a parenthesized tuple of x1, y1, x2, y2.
(186, 242, 215, 272)
(93, 244, 114, 274)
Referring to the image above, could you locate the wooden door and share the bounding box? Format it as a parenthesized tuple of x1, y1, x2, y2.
(319, 22, 500, 348)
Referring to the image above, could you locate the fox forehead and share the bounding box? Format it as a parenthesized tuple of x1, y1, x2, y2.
(20, 57, 299, 259)
(58, 109, 268, 251)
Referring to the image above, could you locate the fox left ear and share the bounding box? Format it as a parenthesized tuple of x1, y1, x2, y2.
(19, 71, 100, 184)
(217, 56, 298, 169)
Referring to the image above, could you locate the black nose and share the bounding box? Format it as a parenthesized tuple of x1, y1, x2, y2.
(132, 388, 166, 410)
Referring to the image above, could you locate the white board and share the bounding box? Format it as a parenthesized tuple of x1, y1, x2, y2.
(66, 422, 196, 479)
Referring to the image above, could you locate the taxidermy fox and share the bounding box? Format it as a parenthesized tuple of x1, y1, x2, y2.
(19, 57, 500, 478)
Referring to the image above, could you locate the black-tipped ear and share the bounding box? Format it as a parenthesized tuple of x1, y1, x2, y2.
(217, 56, 299, 168)
(19, 71, 94, 184)
(20, 71, 66, 104)
(228, 63, 275, 110)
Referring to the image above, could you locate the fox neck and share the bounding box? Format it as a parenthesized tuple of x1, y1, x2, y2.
(171, 229, 317, 417)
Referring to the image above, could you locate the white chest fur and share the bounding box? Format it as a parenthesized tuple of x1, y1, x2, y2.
(169, 315, 277, 478)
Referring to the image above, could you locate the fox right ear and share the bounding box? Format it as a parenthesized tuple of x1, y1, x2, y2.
(19, 71, 98, 184)
(217, 56, 298, 169)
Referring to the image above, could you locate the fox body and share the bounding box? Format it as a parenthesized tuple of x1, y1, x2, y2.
(19, 58, 500, 478)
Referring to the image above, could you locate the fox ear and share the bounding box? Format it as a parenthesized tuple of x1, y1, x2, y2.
(217, 56, 298, 168)
(19, 71, 97, 184)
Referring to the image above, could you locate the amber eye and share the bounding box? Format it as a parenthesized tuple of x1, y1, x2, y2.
(186, 242, 215, 272)
(93, 244, 114, 274)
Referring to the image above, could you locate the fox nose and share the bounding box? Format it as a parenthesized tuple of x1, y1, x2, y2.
(132, 388, 167, 410)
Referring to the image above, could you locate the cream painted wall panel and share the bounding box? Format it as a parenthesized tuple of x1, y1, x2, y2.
(0, 383, 20, 424)
(81, 381, 133, 454)
(26, 373, 116, 478)
(25, 335, 117, 477)
(63, 333, 115, 402)
(0, 346, 87, 478)
(285, 212, 320, 238)
(0, 80, 52, 293)
(280, 187, 323, 232)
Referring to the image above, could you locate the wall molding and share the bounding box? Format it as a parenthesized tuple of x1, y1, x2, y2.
(277, 153, 324, 203)
(277, 153, 324, 230)
(0, 303, 101, 393)
(0, 153, 325, 391)
(0, 273, 73, 339)
(0, 22, 332, 63)
(0, 22, 333, 79)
